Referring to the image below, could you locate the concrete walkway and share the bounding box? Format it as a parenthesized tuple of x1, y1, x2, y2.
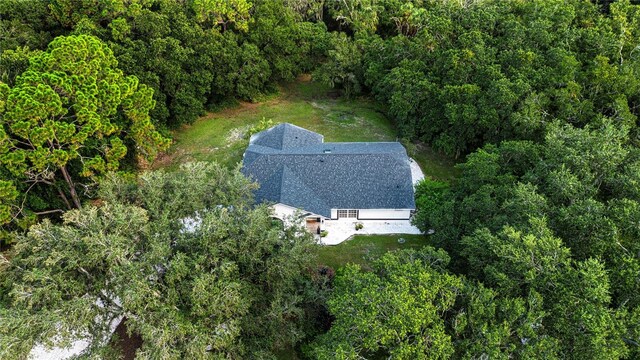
(409, 157, 425, 185)
(320, 219, 423, 245)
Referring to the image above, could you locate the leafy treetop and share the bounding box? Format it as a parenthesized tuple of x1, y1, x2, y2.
(0, 34, 169, 230)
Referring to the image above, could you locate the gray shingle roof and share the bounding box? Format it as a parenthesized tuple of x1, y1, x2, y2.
(249, 123, 323, 150)
(242, 123, 415, 218)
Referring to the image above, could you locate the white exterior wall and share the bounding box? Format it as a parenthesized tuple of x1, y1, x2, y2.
(272, 203, 304, 220)
(272, 204, 412, 221)
(357, 209, 412, 220)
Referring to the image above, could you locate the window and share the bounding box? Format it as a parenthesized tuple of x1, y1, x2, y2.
(337, 209, 358, 218)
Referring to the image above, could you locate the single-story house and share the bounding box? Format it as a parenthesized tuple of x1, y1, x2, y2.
(241, 123, 418, 237)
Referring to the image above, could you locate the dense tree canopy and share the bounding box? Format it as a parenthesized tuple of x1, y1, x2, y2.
(411, 119, 640, 358)
(0, 163, 322, 359)
(310, 248, 461, 359)
(0, 0, 331, 129)
(3, 0, 640, 358)
(318, 0, 640, 157)
(315, 0, 640, 358)
(0, 0, 329, 243)
(0, 34, 168, 243)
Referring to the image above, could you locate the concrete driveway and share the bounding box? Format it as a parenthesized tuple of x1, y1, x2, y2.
(320, 219, 423, 245)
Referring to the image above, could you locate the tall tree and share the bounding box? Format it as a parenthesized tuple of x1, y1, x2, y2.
(48, 0, 154, 28)
(313, 32, 365, 97)
(0, 35, 169, 229)
(0, 0, 60, 54)
(309, 248, 462, 359)
(191, 0, 253, 32)
(0, 162, 322, 359)
(329, 0, 381, 34)
(410, 120, 640, 357)
(321, 0, 640, 157)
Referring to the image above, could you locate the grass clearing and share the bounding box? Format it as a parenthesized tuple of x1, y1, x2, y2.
(317, 234, 431, 270)
(156, 76, 459, 180)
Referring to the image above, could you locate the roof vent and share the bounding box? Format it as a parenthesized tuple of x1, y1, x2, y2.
(323, 149, 331, 154)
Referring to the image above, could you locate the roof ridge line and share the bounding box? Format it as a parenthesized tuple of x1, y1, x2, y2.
(279, 164, 288, 202)
(255, 152, 403, 156)
(277, 124, 286, 150)
(322, 141, 402, 144)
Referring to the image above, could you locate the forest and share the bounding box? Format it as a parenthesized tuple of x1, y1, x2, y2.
(1, 0, 640, 359)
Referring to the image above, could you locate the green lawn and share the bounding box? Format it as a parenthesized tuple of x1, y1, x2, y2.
(317, 234, 431, 270)
(157, 76, 459, 180)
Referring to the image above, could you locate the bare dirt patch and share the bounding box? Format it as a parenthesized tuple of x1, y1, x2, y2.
(152, 148, 194, 169)
(152, 151, 174, 168)
(297, 73, 312, 82)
